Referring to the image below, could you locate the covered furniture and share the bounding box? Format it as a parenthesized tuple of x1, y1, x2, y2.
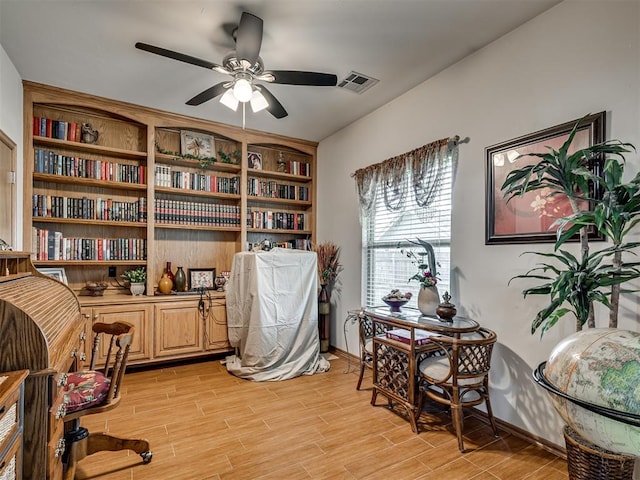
(417, 327, 499, 452)
(62, 321, 151, 479)
(225, 248, 329, 381)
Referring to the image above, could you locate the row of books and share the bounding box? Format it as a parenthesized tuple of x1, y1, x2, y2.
(33, 228, 146, 261)
(34, 148, 145, 184)
(154, 166, 240, 194)
(281, 160, 311, 177)
(154, 198, 240, 226)
(33, 195, 145, 222)
(247, 178, 310, 201)
(246, 239, 312, 251)
(247, 210, 307, 231)
(33, 116, 82, 142)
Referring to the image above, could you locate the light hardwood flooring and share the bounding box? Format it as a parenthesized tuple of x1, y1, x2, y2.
(76, 353, 568, 480)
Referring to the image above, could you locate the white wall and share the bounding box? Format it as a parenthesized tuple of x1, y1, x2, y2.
(318, 0, 640, 447)
(0, 43, 23, 249)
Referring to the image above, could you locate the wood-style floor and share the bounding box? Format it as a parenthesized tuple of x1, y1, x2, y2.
(76, 353, 568, 480)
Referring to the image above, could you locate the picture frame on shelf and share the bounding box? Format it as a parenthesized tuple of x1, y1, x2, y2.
(180, 130, 215, 158)
(485, 112, 605, 245)
(248, 151, 262, 170)
(37, 267, 68, 285)
(188, 267, 216, 291)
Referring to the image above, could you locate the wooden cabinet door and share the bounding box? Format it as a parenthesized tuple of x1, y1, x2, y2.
(89, 304, 153, 362)
(154, 301, 203, 358)
(206, 299, 230, 351)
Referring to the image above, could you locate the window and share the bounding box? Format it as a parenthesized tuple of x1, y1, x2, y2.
(361, 158, 453, 308)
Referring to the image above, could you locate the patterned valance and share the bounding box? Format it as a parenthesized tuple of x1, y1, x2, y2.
(352, 136, 459, 218)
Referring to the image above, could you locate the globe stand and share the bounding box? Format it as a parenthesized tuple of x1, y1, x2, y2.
(563, 426, 635, 480)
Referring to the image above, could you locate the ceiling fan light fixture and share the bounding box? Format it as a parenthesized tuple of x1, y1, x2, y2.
(220, 88, 239, 111)
(250, 89, 269, 113)
(233, 78, 253, 102)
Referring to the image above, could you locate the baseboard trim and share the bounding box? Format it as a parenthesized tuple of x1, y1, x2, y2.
(471, 409, 566, 459)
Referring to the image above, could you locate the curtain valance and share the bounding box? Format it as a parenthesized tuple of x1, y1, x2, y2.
(352, 136, 459, 218)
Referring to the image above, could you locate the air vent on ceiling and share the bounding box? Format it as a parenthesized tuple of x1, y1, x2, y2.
(337, 71, 379, 94)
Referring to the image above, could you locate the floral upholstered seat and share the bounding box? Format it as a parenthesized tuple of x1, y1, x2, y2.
(63, 370, 111, 413)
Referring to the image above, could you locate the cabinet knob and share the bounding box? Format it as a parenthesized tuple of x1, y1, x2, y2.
(55, 403, 67, 419)
(80, 331, 86, 341)
(80, 352, 87, 361)
(57, 373, 68, 387)
(93, 314, 99, 320)
(71, 348, 77, 358)
(83, 313, 91, 319)
(54, 438, 66, 458)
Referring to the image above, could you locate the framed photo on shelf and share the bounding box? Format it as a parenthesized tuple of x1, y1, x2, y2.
(37, 267, 68, 285)
(188, 268, 216, 291)
(180, 130, 215, 158)
(248, 151, 262, 170)
(485, 112, 605, 245)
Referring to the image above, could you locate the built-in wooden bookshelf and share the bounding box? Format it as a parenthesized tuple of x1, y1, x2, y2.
(23, 81, 317, 295)
(22, 81, 317, 365)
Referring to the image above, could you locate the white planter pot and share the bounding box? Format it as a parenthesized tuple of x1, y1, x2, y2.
(129, 282, 145, 296)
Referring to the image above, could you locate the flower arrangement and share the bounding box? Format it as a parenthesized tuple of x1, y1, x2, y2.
(314, 242, 342, 286)
(400, 238, 439, 289)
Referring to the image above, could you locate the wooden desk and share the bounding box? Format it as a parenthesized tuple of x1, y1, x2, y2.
(365, 307, 479, 432)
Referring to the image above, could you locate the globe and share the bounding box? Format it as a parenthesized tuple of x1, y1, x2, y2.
(540, 328, 640, 457)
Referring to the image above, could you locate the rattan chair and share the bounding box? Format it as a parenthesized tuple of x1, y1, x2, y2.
(417, 327, 498, 452)
(356, 312, 390, 390)
(61, 322, 152, 479)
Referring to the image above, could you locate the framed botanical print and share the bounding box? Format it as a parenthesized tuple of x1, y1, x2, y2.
(485, 112, 605, 244)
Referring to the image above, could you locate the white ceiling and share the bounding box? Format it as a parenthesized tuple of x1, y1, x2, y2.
(0, 0, 561, 142)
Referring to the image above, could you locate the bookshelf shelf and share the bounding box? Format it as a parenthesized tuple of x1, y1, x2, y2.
(247, 196, 312, 207)
(155, 186, 241, 200)
(248, 228, 313, 235)
(34, 136, 147, 160)
(155, 224, 242, 232)
(155, 152, 241, 173)
(247, 169, 312, 183)
(33, 173, 147, 190)
(33, 217, 147, 228)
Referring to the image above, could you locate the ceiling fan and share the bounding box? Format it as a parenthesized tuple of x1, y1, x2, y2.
(135, 12, 337, 119)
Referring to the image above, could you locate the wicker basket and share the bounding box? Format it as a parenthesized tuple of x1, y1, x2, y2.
(563, 426, 636, 480)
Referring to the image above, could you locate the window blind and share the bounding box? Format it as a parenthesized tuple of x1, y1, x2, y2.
(362, 162, 453, 308)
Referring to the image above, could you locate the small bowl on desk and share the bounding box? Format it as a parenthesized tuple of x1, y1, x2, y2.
(382, 298, 409, 313)
(85, 282, 108, 296)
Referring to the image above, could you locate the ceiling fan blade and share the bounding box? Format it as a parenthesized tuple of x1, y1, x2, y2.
(235, 12, 263, 66)
(135, 42, 226, 72)
(186, 83, 229, 106)
(258, 86, 288, 119)
(268, 70, 337, 86)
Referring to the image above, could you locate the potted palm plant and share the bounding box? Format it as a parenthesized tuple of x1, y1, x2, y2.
(121, 267, 147, 296)
(502, 116, 640, 478)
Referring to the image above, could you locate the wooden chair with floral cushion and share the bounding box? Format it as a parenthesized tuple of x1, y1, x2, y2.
(61, 321, 152, 479)
(417, 327, 498, 452)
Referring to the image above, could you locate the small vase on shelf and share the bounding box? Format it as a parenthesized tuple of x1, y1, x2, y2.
(418, 285, 440, 316)
(174, 266, 186, 292)
(164, 261, 175, 286)
(158, 273, 173, 295)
